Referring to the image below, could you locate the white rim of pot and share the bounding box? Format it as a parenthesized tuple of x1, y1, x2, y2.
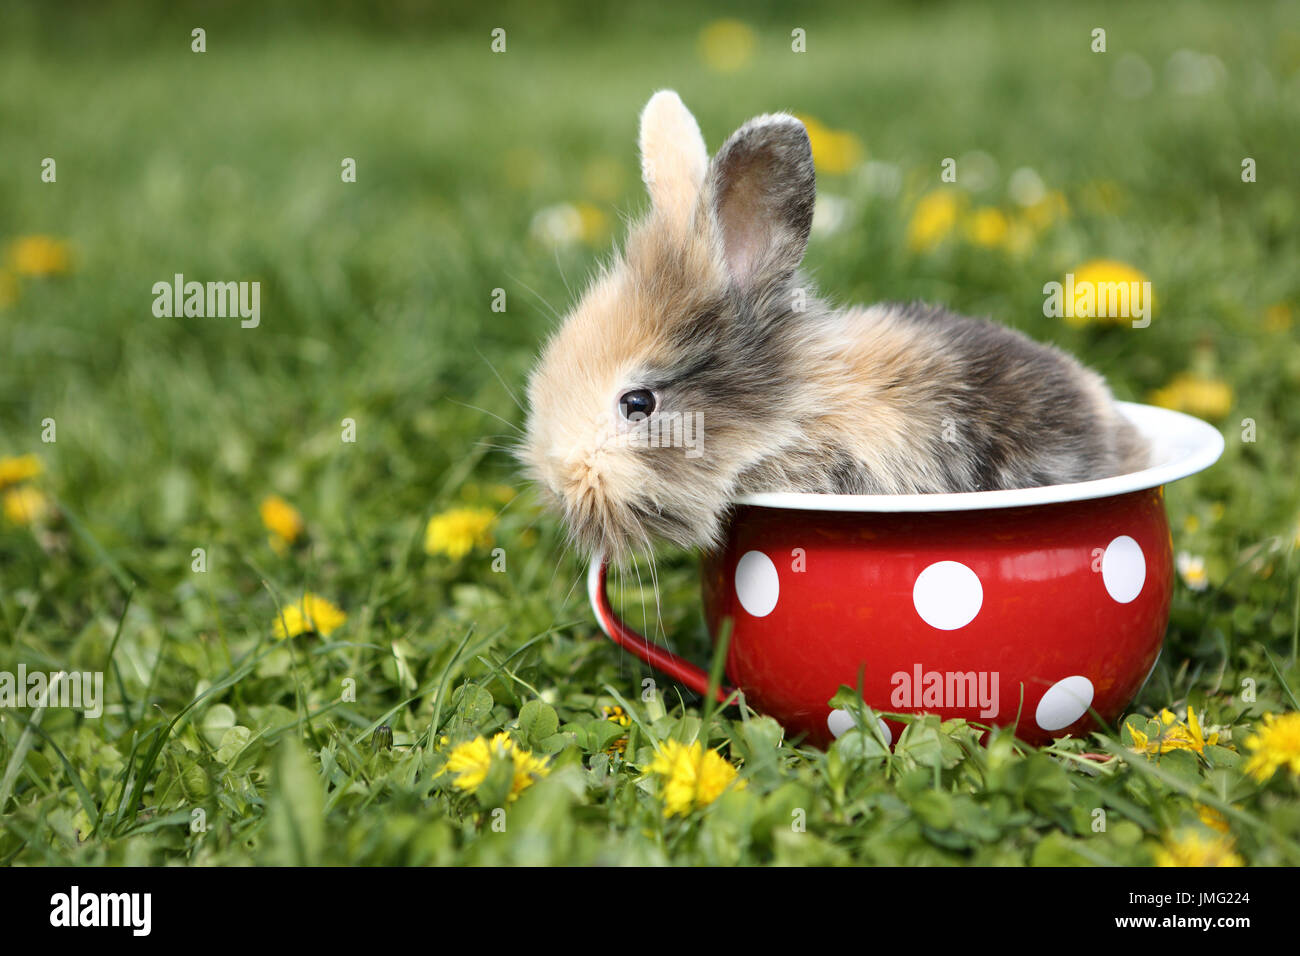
(733, 402, 1224, 513)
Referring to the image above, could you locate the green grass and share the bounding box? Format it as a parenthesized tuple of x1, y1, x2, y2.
(1, 0, 1298, 865)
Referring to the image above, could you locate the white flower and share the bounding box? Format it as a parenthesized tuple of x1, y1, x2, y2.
(1007, 167, 1046, 207)
(1176, 551, 1209, 591)
(1112, 53, 1154, 99)
(1166, 50, 1225, 96)
(530, 203, 584, 247)
(957, 150, 998, 193)
(811, 194, 853, 237)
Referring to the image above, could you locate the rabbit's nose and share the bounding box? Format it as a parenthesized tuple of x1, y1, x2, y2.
(552, 454, 605, 500)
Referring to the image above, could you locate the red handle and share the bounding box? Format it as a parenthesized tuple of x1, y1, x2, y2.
(587, 553, 732, 702)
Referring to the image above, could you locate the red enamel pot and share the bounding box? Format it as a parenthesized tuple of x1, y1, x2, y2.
(589, 403, 1223, 748)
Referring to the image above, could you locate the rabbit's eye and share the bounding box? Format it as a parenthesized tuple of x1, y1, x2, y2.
(618, 389, 656, 421)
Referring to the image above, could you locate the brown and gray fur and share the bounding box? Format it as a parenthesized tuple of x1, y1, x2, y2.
(520, 91, 1148, 561)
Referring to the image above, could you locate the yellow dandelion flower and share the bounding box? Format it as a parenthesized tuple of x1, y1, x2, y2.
(1262, 303, 1292, 333)
(794, 115, 864, 175)
(1125, 723, 1150, 751)
(260, 494, 304, 552)
(601, 705, 631, 756)
(964, 207, 1011, 248)
(486, 484, 517, 505)
(272, 592, 347, 639)
(0, 454, 42, 488)
(1149, 372, 1233, 420)
(574, 201, 609, 244)
(647, 739, 744, 817)
(1025, 189, 1070, 228)
(1184, 705, 1219, 753)
(698, 19, 756, 74)
(906, 190, 963, 253)
(506, 747, 551, 797)
(7, 235, 72, 276)
(1243, 712, 1300, 782)
(1080, 181, 1122, 216)
(3, 485, 51, 525)
(581, 157, 625, 203)
(1195, 804, 1231, 834)
(601, 705, 631, 728)
(1126, 717, 1189, 755)
(1126, 706, 1217, 756)
(1153, 830, 1243, 867)
(1003, 218, 1038, 257)
(441, 732, 550, 801)
(1061, 259, 1152, 327)
(424, 506, 495, 559)
(443, 736, 493, 791)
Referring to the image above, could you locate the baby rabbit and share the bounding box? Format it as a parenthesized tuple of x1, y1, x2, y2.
(521, 91, 1148, 561)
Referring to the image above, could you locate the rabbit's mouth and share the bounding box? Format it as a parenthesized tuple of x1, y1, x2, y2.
(563, 491, 711, 566)
(626, 500, 701, 551)
(526, 431, 723, 561)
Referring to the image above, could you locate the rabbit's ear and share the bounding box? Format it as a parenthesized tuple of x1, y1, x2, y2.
(639, 90, 708, 229)
(707, 113, 815, 290)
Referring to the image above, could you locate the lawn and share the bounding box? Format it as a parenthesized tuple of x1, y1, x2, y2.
(1, 0, 1298, 865)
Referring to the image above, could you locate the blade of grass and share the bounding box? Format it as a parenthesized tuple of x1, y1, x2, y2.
(1261, 644, 1299, 710)
(104, 587, 135, 722)
(18, 717, 100, 834)
(53, 498, 136, 592)
(700, 616, 732, 730)
(0, 671, 65, 813)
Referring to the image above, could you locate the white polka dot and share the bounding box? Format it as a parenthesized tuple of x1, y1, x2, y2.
(826, 709, 854, 738)
(912, 561, 983, 630)
(1035, 676, 1095, 731)
(826, 709, 892, 744)
(1102, 535, 1145, 604)
(734, 550, 779, 617)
